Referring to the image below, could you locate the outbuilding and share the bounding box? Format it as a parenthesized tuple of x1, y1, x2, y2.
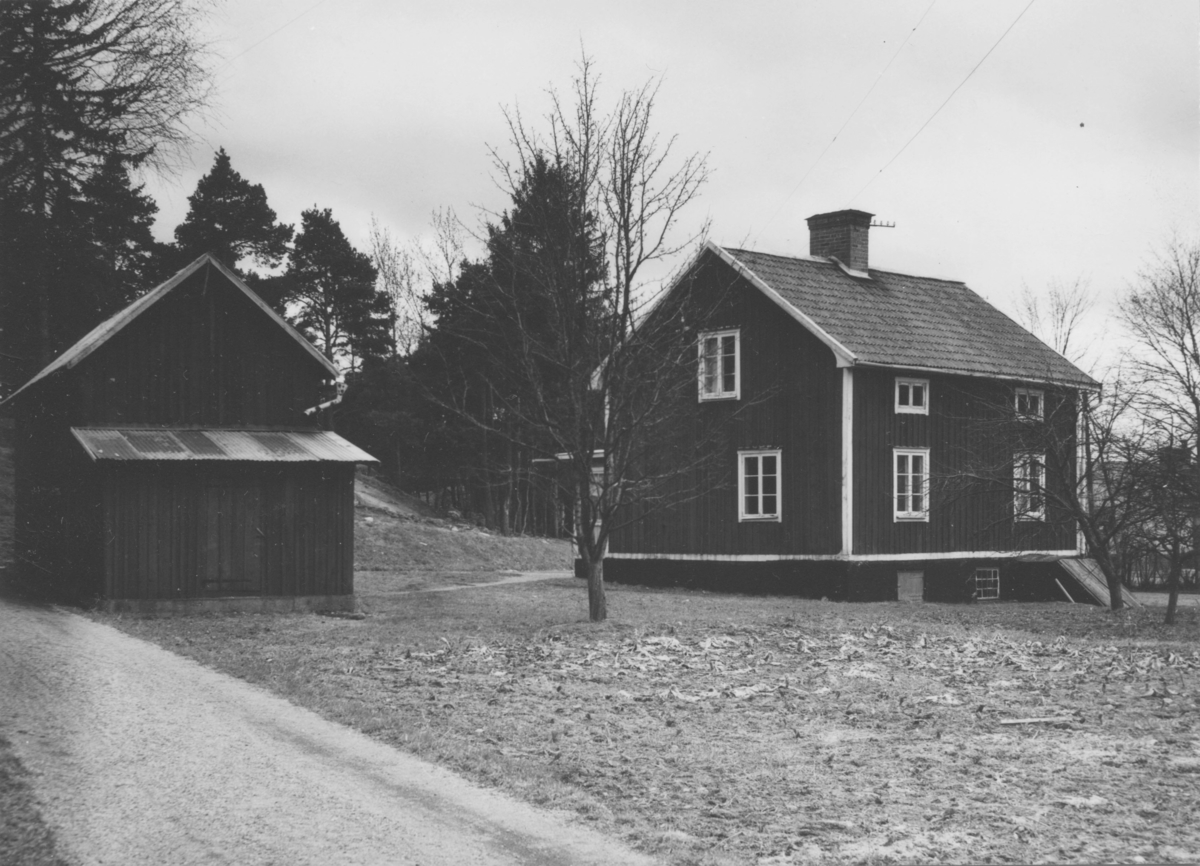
(1, 254, 376, 612)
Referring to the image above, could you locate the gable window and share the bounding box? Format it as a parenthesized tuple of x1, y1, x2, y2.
(894, 448, 929, 521)
(974, 568, 1000, 600)
(895, 378, 929, 414)
(1015, 387, 1043, 419)
(699, 330, 740, 400)
(1014, 452, 1045, 521)
(739, 450, 780, 521)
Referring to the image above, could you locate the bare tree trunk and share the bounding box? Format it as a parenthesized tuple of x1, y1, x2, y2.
(584, 553, 606, 622)
(1165, 541, 1182, 625)
(1088, 539, 1126, 612)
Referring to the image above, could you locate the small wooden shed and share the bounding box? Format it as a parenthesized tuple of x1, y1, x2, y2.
(0, 254, 376, 612)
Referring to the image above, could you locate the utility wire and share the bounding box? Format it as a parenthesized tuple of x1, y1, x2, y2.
(850, 0, 1036, 205)
(753, 0, 937, 245)
(213, 0, 333, 76)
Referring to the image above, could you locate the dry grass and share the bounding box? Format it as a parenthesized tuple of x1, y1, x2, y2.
(105, 574, 1200, 865)
(354, 511, 572, 575)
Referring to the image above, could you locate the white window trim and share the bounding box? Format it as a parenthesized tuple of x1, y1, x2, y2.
(894, 447, 930, 522)
(1014, 451, 1046, 521)
(738, 449, 781, 522)
(895, 377, 930, 415)
(974, 567, 1000, 600)
(698, 328, 740, 401)
(1015, 387, 1044, 419)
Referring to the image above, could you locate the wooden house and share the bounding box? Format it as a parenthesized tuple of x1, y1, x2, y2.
(607, 209, 1111, 603)
(0, 254, 376, 612)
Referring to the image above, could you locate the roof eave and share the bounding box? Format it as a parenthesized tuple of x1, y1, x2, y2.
(850, 360, 1101, 391)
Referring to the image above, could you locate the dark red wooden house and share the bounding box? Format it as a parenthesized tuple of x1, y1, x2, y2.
(608, 210, 1114, 603)
(1, 254, 376, 612)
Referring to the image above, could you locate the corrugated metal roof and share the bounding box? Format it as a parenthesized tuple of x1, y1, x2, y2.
(1, 255, 338, 407)
(71, 428, 377, 463)
(709, 243, 1098, 388)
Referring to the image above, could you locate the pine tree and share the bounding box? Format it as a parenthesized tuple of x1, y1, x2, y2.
(286, 207, 393, 371)
(172, 148, 293, 275)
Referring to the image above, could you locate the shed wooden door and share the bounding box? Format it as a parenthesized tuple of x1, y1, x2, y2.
(200, 481, 265, 595)
(897, 570, 924, 603)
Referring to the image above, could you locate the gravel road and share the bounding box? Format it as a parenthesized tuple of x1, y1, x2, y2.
(0, 598, 655, 866)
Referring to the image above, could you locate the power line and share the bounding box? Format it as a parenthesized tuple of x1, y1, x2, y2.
(213, 0, 333, 76)
(850, 0, 1036, 205)
(753, 0, 937, 245)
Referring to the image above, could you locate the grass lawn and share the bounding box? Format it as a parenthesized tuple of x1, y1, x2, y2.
(103, 562, 1200, 865)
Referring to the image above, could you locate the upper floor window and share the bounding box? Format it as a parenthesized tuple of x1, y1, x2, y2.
(1014, 452, 1046, 521)
(699, 329, 740, 400)
(1015, 387, 1044, 419)
(739, 449, 780, 521)
(894, 448, 930, 521)
(895, 378, 929, 415)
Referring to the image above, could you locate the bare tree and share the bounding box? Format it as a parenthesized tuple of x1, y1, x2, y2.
(368, 217, 425, 356)
(1016, 277, 1095, 366)
(432, 54, 711, 622)
(414, 207, 467, 288)
(1120, 239, 1200, 622)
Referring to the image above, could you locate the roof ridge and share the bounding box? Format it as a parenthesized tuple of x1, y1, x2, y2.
(725, 246, 968, 286)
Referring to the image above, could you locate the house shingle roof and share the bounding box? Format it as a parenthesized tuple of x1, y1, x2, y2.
(717, 245, 1098, 388)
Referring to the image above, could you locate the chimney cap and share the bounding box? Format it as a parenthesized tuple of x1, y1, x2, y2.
(806, 209, 875, 227)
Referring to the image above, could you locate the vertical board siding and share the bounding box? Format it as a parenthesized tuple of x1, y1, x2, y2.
(610, 252, 843, 557)
(75, 265, 328, 427)
(103, 464, 353, 599)
(852, 368, 1077, 555)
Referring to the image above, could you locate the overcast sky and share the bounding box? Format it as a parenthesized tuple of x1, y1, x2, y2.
(143, 0, 1198, 359)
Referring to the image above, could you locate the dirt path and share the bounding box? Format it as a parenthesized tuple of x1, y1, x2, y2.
(0, 598, 654, 866)
(394, 571, 574, 594)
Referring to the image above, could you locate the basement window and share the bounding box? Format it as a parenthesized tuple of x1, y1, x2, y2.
(739, 450, 781, 521)
(699, 330, 740, 400)
(894, 448, 930, 521)
(974, 568, 1000, 600)
(1015, 387, 1044, 419)
(895, 378, 929, 415)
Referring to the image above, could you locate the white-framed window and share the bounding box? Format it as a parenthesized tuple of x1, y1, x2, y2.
(738, 449, 781, 521)
(894, 448, 929, 521)
(1014, 452, 1046, 521)
(698, 329, 740, 400)
(974, 567, 1000, 600)
(1015, 387, 1044, 419)
(895, 378, 929, 415)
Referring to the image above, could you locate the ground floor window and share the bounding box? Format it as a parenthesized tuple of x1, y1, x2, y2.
(894, 448, 930, 521)
(974, 567, 1000, 600)
(1013, 452, 1045, 521)
(738, 450, 781, 521)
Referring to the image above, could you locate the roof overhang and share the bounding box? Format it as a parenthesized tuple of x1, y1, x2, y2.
(850, 360, 1101, 391)
(72, 427, 377, 463)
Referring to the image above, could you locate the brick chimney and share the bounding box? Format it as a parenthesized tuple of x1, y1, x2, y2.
(806, 209, 874, 272)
